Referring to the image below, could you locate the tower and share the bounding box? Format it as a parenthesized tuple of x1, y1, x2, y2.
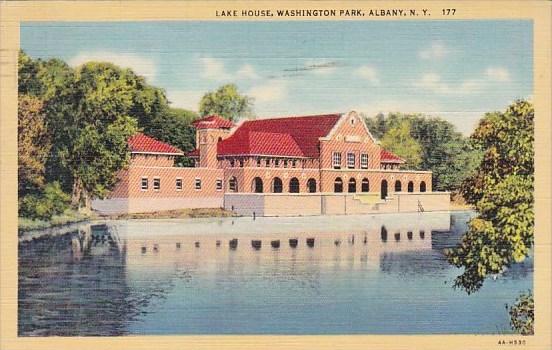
(191, 115, 234, 168)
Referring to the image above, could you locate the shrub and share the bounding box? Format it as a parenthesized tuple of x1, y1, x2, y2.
(508, 290, 534, 335)
(19, 182, 70, 220)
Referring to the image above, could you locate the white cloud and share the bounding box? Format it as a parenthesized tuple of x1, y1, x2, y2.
(200, 57, 231, 80)
(419, 42, 449, 60)
(68, 51, 157, 80)
(247, 79, 288, 103)
(165, 89, 204, 111)
(414, 67, 512, 95)
(236, 64, 259, 79)
(355, 65, 380, 85)
(485, 67, 511, 82)
(199, 57, 260, 81)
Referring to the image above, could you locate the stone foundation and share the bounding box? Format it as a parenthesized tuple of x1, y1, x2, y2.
(224, 192, 450, 216)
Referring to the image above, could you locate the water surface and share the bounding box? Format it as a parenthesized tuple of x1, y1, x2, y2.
(18, 211, 532, 335)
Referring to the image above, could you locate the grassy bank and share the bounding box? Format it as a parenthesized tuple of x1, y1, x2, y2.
(100, 208, 237, 220)
(19, 209, 93, 232)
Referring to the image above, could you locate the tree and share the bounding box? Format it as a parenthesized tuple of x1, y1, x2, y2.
(19, 182, 70, 220)
(409, 115, 481, 191)
(143, 107, 199, 166)
(380, 119, 422, 168)
(45, 62, 142, 208)
(508, 290, 534, 335)
(446, 100, 534, 294)
(363, 112, 387, 139)
(364, 112, 480, 191)
(18, 50, 44, 97)
(199, 83, 254, 121)
(18, 95, 51, 195)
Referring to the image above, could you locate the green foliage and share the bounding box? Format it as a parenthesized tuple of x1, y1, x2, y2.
(18, 51, 201, 211)
(18, 95, 51, 195)
(199, 83, 254, 121)
(143, 107, 199, 167)
(363, 112, 388, 139)
(365, 112, 480, 190)
(44, 62, 142, 206)
(446, 100, 534, 294)
(508, 290, 534, 335)
(380, 120, 422, 168)
(18, 50, 44, 97)
(19, 182, 70, 220)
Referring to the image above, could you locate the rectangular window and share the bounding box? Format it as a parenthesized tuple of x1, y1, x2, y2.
(265, 159, 270, 167)
(230, 159, 235, 167)
(333, 152, 342, 169)
(195, 178, 202, 190)
(216, 179, 223, 191)
(153, 178, 161, 191)
(239, 159, 244, 167)
(275, 159, 280, 167)
(257, 158, 261, 167)
(141, 177, 148, 191)
(361, 154, 369, 169)
(347, 153, 355, 169)
(292, 160, 297, 168)
(284, 160, 288, 168)
(175, 178, 183, 191)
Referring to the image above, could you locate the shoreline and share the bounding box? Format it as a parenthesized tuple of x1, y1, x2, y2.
(19, 208, 473, 243)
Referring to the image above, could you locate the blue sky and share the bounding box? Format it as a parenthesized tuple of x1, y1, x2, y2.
(21, 21, 532, 134)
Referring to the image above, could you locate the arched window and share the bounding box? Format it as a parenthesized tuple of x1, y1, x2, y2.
(395, 180, 402, 192)
(407, 181, 414, 192)
(348, 178, 357, 193)
(361, 178, 369, 192)
(252, 177, 263, 193)
(289, 177, 300, 193)
(420, 181, 427, 192)
(334, 177, 343, 193)
(229, 177, 238, 192)
(307, 178, 317, 193)
(272, 177, 283, 193)
(381, 179, 388, 199)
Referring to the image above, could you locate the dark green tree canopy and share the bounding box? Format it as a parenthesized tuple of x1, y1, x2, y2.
(364, 112, 480, 191)
(18, 51, 202, 212)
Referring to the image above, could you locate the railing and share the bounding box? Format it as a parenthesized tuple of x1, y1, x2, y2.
(417, 200, 425, 212)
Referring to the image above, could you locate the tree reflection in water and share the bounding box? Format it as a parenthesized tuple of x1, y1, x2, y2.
(18, 212, 533, 336)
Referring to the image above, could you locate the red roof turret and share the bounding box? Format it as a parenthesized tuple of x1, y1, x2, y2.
(192, 115, 235, 129)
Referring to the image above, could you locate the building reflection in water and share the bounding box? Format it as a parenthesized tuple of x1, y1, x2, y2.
(19, 212, 472, 336)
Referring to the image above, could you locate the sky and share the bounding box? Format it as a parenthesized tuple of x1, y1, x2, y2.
(21, 21, 532, 135)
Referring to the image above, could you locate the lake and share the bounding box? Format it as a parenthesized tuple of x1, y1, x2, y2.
(18, 211, 533, 336)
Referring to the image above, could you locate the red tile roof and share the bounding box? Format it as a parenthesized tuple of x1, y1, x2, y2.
(128, 133, 184, 155)
(217, 114, 341, 158)
(192, 115, 235, 129)
(380, 149, 405, 163)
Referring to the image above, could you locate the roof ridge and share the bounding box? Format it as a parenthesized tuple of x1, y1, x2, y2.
(244, 113, 342, 123)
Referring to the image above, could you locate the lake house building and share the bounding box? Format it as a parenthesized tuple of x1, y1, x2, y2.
(91, 111, 450, 215)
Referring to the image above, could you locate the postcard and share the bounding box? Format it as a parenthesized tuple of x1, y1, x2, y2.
(1, 1, 551, 349)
